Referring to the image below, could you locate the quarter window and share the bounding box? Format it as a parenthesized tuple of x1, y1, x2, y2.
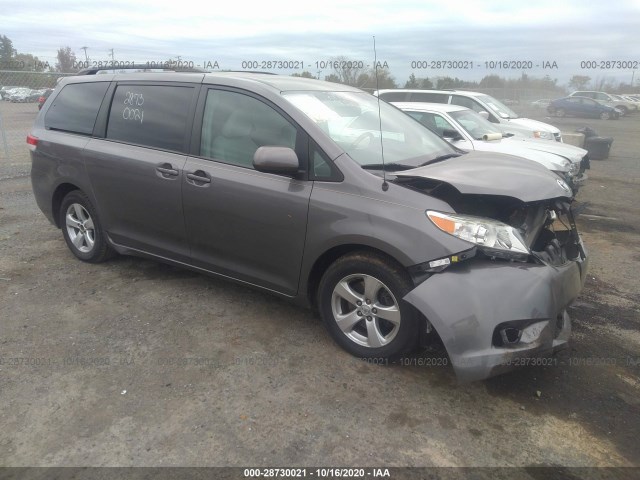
(45, 82, 109, 135)
(106, 85, 194, 152)
(378, 92, 409, 102)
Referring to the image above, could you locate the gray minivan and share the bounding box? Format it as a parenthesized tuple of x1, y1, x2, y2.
(29, 71, 588, 381)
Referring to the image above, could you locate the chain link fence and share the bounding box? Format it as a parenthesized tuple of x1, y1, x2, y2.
(0, 71, 71, 168)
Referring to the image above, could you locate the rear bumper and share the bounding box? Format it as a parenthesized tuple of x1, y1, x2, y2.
(404, 245, 589, 382)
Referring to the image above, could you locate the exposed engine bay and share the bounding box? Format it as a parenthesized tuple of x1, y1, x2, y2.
(398, 177, 584, 266)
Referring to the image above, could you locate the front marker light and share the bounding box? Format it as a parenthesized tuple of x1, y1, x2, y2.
(427, 211, 530, 261)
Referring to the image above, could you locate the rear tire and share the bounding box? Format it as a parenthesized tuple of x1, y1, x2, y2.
(60, 190, 114, 263)
(600, 111, 611, 120)
(317, 252, 420, 360)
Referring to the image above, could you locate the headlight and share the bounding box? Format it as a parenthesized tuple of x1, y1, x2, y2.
(569, 162, 580, 175)
(427, 211, 530, 261)
(537, 131, 551, 139)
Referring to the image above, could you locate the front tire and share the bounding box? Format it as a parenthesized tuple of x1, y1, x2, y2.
(600, 111, 611, 120)
(317, 252, 420, 360)
(556, 108, 566, 118)
(60, 190, 114, 263)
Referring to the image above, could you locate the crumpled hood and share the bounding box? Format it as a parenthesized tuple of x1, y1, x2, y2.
(395, 151, 573, 202)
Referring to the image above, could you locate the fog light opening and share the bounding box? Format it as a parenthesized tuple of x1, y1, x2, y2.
(500, 327, 522, 345)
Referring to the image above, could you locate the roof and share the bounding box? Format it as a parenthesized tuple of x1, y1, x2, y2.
(390, 102, 467, 113)
(376, 88, 485, 97)
(204, 72, 362, 92)
(69, 69, 364, 93)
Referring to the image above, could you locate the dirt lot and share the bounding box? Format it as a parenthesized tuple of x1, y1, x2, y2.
(0, 102, 639, 468)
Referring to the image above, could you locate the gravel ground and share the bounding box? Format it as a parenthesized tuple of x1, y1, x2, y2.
(0, 102, 639, 468)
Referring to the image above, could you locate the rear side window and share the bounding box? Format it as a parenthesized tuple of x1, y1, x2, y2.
(45, 82, 109, 135)
(106, 85, 194, 152)
(408, 92, 447, 103)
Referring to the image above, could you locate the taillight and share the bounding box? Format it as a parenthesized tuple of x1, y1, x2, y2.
(26, 134, 38, 151)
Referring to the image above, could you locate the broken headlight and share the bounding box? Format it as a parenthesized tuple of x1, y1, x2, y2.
(568, 161, 580, 175)
(427, 210, 530, 261)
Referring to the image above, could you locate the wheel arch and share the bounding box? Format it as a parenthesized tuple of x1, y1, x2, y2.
(305, 244, 409, 310)
(52, 183, 82, 228)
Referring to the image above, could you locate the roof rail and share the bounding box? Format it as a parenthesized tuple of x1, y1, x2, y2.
(76, 64, 207, 75)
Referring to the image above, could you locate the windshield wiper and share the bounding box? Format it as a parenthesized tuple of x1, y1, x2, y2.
(361, 163, 415, 171)
(419, 153, 463, 166)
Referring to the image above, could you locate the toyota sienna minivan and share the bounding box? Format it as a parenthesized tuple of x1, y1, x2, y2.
(29, 70, 588, 381)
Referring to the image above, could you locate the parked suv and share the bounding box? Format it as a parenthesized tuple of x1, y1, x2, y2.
(29, 71, 588, 382)
(569, 91, 637, 116)
(375, 89, 563, 141)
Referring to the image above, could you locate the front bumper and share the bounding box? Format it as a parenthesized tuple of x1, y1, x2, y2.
(404, 247, 589, 382)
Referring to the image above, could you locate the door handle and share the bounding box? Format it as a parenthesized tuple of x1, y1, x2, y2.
(186, 171, 211, 184)
(156, 163, 179, 177)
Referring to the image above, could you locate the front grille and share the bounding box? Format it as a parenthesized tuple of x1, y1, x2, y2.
(554, 132, 562, 142)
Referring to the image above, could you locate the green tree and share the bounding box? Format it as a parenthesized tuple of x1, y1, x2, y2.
(436, 76, 471, 89)
(479, 75, 505, 88)
(0, 34, 16, 62)
(568, 75, 591, 90)
(329, 56, 367, 86)
(405, 73, 419, 88)
(56, 46, 78, 73)
(355, 68, 397, 90)
(419, 77, 433, 89)
(291, 71, 316, 79)
(14, 53, 46, 72)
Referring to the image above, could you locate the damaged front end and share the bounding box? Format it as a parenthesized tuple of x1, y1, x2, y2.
(396, 172, 589, 382)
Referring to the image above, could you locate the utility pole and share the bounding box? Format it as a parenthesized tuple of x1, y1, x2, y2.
(80, 46, 89, 62)
(109, 49, 114, 61)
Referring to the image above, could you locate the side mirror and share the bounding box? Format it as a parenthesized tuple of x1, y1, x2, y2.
(253, 146, 300, 174)
(478, 111, 489, 120)
(442, 128, 462, 141)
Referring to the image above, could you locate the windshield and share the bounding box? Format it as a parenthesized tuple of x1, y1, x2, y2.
(283, 91, 455, 167)
(476, 94, 519, 119)
(450, 109, 503, 140)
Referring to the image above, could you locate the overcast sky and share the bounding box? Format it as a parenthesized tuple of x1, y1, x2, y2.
(4, 0, 640, 85)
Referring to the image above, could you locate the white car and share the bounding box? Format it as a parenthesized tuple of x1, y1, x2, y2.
(375, 89, 563, 142)
(393, 102, 589, 193)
